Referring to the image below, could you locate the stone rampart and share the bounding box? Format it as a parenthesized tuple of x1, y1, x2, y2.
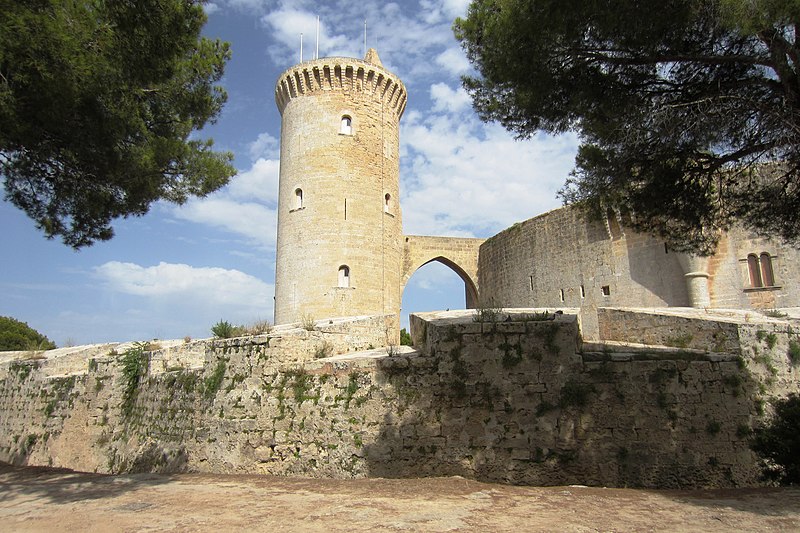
(0, 310, 798, 488)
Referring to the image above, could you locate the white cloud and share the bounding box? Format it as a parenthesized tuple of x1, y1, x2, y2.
(204, 3, 220, 15)
(430, 82, 471, 113)
(248, 132, 280, 160)
(434, 47, 471, 76)
(400, 90, 579, 237)
(96, 261, 273, 304)
(85, 262, 274, 341)
(172, 138, 280, 249)
(262, 7, 353, 63)
(175, 196, 277, 248)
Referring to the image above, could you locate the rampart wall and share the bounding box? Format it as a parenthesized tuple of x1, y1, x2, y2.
(478, 206, 800, 338)
(0, 310, 798, 488)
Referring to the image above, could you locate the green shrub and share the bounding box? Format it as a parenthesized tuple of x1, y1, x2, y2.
(314, 341, 333, 359)
(559, 380, 594, 408)
(301, 314, 316, 331)
(204, 360, 226, 399)
(400, 328, 412, 346)
(472, 303, 502, 323)
(120, 342, 149, 416)
(788, 341, 800, 365)
(211, 320, 243, 338)
(0, 316, 56, 351)
(751, 393, 800, 484)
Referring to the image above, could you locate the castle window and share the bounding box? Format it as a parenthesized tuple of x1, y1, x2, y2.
(580, 285, 585, 299)
(744, 252, 778, 290)
(747, 254, 763, 287)
(760, 252, 775, 287)
(601, 285, 611, 296)
(340, 116, 352, 135)
(338, 265, 350, 288)
(559, 289, 565, 302)
(294, 188, 303, 210)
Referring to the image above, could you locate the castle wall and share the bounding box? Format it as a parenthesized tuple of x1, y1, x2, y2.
(478, 207, 689, 338)
(706, 228, 800, 310)
(273, 55, 405, 327)
(1, 310, 797, 488)
(478, 206, 800, 338)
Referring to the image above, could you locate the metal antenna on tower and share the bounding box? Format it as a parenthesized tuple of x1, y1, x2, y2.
(363, 20, 367, 56)
(300, 33, 303, 62)
(315, 16, 320, 59)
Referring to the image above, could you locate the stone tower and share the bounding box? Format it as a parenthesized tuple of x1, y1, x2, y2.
(273, 49, 407, 327)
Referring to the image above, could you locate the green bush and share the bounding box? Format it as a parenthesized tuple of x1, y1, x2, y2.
(400, 328, 413, 346)
(0, 316, 56, 351)
(751, 393, 800, 485)
(211, 320, 242, 338)
(788, 341, 800, 365)
(120, 342, 149, 416)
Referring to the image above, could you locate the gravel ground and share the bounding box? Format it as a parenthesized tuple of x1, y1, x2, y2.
(1, 463, 799, 532)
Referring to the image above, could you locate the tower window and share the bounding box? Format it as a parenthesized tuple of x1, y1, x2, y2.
(384, 193, 391, 212)
(601, 285, 611, 296)
(340, 115, 352, 135)
(338, 265, 350, 288)
(294, 188, 303, 210)
(580, 285, 585, 299)
(559, 289, 565, 302)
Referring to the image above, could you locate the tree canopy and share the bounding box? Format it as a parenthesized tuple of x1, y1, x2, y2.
(0, 316, 56, 351)
(0, 0, 235, 248)
(455, 0, 800, 254)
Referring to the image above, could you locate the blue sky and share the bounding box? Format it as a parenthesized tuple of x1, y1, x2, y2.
(0, 0, 579, 346)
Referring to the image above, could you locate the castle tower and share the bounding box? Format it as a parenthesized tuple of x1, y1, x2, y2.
(273, 49, 407, 327)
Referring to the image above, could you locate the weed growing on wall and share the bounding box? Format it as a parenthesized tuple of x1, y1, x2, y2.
(788, 341, 800, 365)
(472, 303, 502, 323)
(120, 342, 149, 417)
(665, 333, 693, 349)
(204, 360, 226, 399)
(314, 341, 333, 359)
(301, 314, 316, 331)
(559, 380, 594, 408)
(211, 320, 240, 339)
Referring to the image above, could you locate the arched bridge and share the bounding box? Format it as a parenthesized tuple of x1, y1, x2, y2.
(402, 235, 485, 308)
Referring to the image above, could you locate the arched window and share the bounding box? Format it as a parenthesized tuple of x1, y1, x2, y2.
(384, 193, 391, 213)
(747, 254, 762, 287)
(294, 188, 303, 210)
(340, 116, 352, 135)
(338, 265, 350, 288)
(760, 252, 775, 286)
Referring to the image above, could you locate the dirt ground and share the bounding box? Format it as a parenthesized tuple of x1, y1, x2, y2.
(1, 463, 798, 532)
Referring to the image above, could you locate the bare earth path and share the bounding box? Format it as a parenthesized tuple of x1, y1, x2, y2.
(1, 463, 798, 532)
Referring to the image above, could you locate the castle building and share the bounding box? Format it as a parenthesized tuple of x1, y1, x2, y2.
(274, 50, 800, 338)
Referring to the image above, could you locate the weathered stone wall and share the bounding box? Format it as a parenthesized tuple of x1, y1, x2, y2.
(478, 206, 800, 339)
(1, 310, 798, 488)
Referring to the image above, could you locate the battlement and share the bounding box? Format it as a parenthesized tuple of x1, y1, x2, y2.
(274, 53, 407, 117)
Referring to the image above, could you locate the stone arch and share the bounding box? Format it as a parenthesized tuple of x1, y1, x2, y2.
(402, 235, 484, 308)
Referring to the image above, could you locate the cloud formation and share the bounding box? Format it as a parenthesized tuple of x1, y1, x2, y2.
(95, 261, 274, 329)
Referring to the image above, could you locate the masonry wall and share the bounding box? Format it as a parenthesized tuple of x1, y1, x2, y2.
(0, 311, 798, 488)
(478, 207, 689, 338)
(478, 206, 800, 339)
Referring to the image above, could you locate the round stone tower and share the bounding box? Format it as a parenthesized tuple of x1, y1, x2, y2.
(273, 49, 406, 327)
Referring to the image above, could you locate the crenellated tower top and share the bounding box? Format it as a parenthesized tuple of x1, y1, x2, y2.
(274, 48, 407, 118)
